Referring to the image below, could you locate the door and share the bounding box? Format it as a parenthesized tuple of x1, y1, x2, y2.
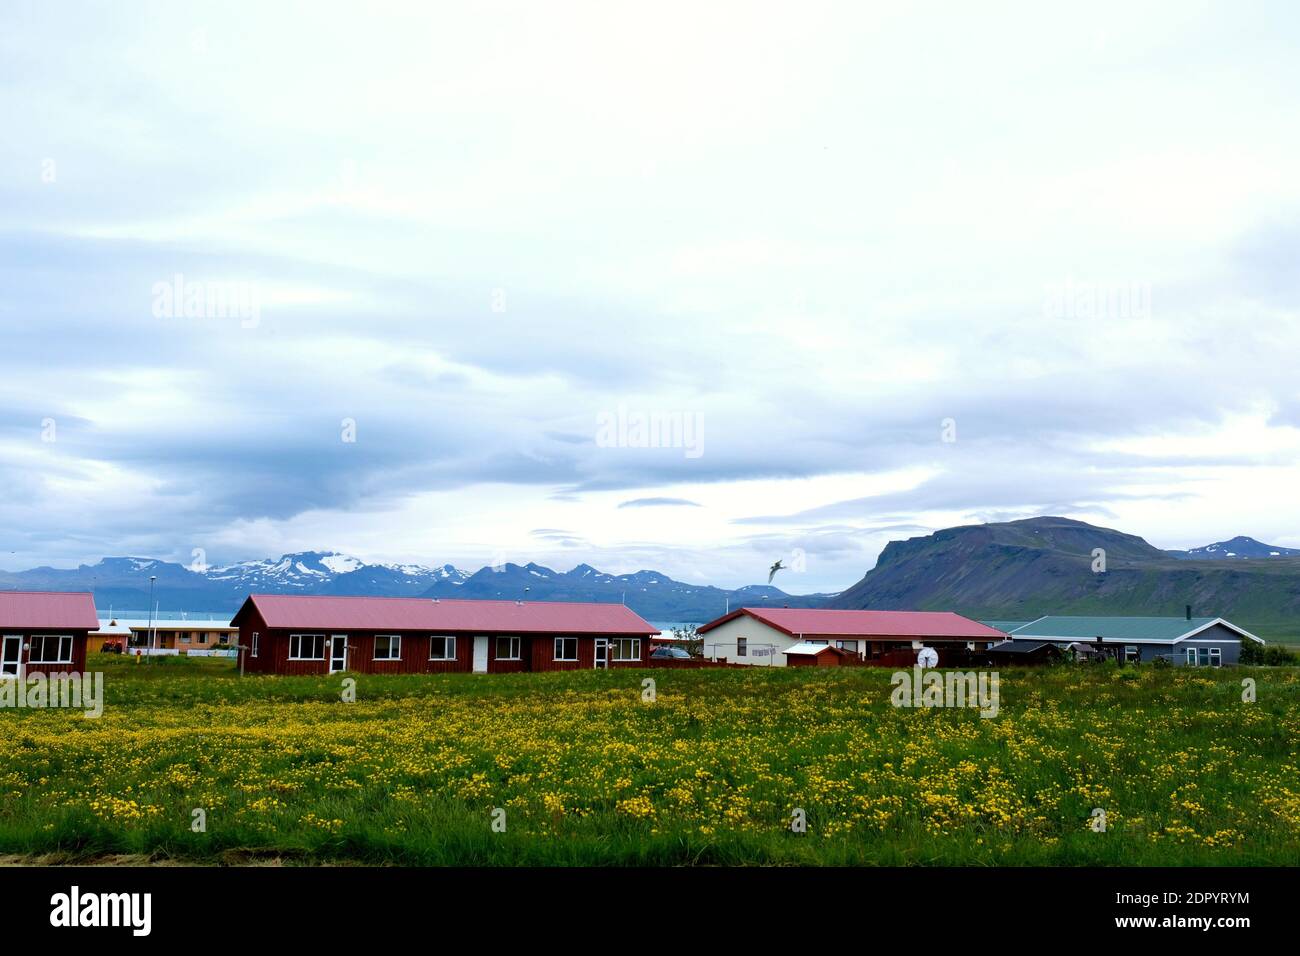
(1, 635, 21, 677)
(472, 636, 489, 674)
(593, 638, 608, 669)
(329, 635, 348, 673)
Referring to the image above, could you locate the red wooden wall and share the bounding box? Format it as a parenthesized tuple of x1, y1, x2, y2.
(10, 630, 90, 676)
(236, 616, 651, 676)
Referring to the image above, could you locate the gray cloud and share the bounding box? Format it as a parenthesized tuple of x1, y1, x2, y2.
(618, 497, 703, 509)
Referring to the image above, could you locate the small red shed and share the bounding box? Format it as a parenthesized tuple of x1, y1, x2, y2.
(783, 642, 858, 667)
(230, 593, 660, 675)
(0, 591, 98, 677)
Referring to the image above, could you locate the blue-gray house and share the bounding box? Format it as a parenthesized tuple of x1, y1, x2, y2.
(998, 615, 1262, 666)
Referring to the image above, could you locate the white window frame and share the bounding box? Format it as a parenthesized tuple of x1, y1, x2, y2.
(837, 640, 859, 652)
(28, 634, 74, 665)
(737, 637, 748, 657)
(1185, 647, 1197, 666)
(374, 634, 402, 661)
(553, 636, 578, 662)
(289, 633, 326, 661)
(1124, 645, 1140, 663)
(609, 638, 641, 662)
(429, 635, 456, 661)
(496, 636, 521, 661)
(251, 632, 259, 658)
(1209, 647, 1222, 667)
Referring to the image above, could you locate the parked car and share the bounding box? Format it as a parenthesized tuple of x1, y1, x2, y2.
(650, 645, 693, 660)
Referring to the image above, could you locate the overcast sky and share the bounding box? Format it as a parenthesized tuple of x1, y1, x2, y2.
(2, 1, 1299, 593)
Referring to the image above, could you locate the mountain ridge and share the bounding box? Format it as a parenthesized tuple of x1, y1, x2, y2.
(0, 551, 832, 622)
(829, 516, 1300, 640)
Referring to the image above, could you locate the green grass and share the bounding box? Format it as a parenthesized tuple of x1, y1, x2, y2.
(1, 655, 1298, 865)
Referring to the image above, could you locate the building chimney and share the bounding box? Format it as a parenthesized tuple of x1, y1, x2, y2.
(1186, 604, 1192, 621)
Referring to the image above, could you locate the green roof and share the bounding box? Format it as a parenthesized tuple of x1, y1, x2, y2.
(1009, 616, 1218, 642)
(981, 620, 1031, 632)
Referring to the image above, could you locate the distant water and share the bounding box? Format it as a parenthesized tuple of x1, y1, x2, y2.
(97, 608, 236, 621)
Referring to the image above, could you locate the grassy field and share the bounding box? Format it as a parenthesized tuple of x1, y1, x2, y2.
(1, 655, 1298, 865)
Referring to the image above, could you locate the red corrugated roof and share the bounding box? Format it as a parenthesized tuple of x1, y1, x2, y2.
(234, 594, 658, 635)
(0, 591, 99, 629)
(697, 607, 1007, 641)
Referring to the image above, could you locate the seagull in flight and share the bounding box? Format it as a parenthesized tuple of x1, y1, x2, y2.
(768, 559, 786, 584)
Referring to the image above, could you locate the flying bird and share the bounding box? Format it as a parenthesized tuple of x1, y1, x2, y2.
(768, 559, 786, 584)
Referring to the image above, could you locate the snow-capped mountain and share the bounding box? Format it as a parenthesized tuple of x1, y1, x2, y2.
(1166, 536, 1300, 560)
(202, 551, 468, 592)
(0, 551, 470, 614)
(0, 551, 830, 621)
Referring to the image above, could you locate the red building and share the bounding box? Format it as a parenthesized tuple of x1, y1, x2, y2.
(0, 591, 97, 677)
(231, 594, 659, 675)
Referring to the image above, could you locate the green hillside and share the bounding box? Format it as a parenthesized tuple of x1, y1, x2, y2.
(827, 517, 1300, 644)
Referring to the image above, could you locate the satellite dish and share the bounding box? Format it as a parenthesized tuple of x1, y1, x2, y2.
(917, 646, 939, 669)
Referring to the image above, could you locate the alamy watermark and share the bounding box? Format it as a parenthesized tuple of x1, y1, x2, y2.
(596, 404, 704, 459)
(1043, 276, 1151, 321)
(0, 672, 104, 718)
(890, 667, 1000, 718)
(152, 273, 261, 328)
(49, 886, 150, 936)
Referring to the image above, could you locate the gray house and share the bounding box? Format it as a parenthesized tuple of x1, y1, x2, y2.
(1003, 615, 1262, 666)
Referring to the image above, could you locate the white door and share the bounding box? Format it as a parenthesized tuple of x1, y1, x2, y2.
(472, 636, 489, 673)
(329, 635, 348, 673)
(593, 638, 608, 669)
(1, 635, 21, 677)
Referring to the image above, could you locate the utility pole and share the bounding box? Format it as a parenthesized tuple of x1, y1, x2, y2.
(147, 575, 157, 663)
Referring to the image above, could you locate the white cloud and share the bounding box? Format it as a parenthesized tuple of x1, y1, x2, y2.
(2, 0, 1299, 591)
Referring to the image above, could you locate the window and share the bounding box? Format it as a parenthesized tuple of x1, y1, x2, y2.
(737, 637, 748, 657)
(609, 638, 641, 662)
(554, 637, 578, 661)
(807, 639, 828, 645)
(289, 633, 326, 660)
(837, 640, 859, 652)
(374, 635, 402, 660)
(429, 636, 456, 661)
(1186, 647, 1197, 666)
(180, 634, 191, 643)
(251, 632, 259, 658)
(1124, 645, 1140, 663)
(1209, 647, 1222, 667)
(496, 636, 521, 660)
(29, 635, 73, 664)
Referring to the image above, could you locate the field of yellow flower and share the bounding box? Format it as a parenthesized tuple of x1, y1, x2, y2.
(1, 656, 1298, 864)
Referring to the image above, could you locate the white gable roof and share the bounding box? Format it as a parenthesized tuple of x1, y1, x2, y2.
(784, 642, 839, 656)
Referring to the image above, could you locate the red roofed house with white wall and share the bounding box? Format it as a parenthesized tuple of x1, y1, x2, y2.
(231, 594, 660, 675)
(697, 607, 1008, 667)
(0, 591, 99, 678)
